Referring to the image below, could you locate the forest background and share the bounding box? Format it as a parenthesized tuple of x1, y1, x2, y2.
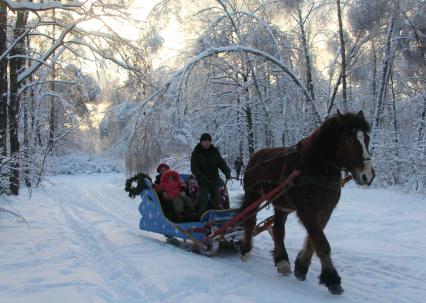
(0, 0, 425, 196)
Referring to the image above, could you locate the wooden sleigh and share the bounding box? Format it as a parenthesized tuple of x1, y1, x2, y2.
(137, 171, 301, 256)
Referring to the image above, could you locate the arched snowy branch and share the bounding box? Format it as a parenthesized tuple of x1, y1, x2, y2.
(172, 45, 323, 122)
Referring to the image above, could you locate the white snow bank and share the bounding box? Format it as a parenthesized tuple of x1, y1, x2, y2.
(46, 153, 123, 175)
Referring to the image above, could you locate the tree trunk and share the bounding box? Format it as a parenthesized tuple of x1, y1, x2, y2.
(31, 88, 42, 147)
(417, 93, 426, 146)
(23, 94, 31, 187)
(281, 93, 288, 147)
(336, 0, 347, 110)
(371, 41, 377, 115)
(236, 91, 244, 160)
(251, 67, 273, 148)
(297, 8, 315, 108)
(9, 67, 21, 195)
(48, 8, 56, 147)
(373, 12, 396, 131)
(242, 73, 255, 156)
(0, 2, 7, 158)
(389, 69, 401, 184)
(263, 71, 273, 147)
(8, 10, 29, 195)
(239, 71, 255, 157)
(49, 69, 56, 147)
(23, 36, 33, 188)
(371, 11, 398, 157)
(245, 102, 255, 157)
(389, 69, 399, 144)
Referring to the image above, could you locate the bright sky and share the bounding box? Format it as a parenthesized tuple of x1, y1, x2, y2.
(81, 0, 186, 73)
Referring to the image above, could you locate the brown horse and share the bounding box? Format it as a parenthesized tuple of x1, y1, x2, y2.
(240, 110, 375, 295)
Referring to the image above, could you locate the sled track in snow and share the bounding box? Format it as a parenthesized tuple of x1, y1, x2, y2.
(57, 195, 150, 300)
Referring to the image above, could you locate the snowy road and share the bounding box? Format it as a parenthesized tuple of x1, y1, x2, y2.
(1, 174, 425, 303)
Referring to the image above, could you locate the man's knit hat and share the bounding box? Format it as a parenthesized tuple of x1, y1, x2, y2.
(200, 133, 212, 142)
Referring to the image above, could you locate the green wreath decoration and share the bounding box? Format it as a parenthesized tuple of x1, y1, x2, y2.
(125, 173, 153, 199)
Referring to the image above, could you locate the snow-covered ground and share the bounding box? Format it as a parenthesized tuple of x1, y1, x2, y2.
(1, 174, 425, 303)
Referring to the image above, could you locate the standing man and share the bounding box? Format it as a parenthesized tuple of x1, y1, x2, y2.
(233, 156, 244, 180)
(191, 133, 231, 216)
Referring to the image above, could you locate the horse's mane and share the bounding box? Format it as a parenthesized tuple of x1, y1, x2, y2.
(300, 112, 370, 173)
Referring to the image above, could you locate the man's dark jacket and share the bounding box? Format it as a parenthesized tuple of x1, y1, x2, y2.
(190, 143, 230, 184)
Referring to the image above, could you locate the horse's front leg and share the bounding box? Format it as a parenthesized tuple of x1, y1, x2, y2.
(240, 215, 256, 261)
(272, 208, 291, 274)
(299, 212, 343, 295)
(239, 191, 260, 261)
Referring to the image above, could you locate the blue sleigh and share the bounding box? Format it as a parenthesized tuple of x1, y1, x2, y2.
(138, 174, 244, 255)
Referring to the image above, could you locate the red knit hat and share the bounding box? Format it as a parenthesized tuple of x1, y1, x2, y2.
(156, 163, 170, 173)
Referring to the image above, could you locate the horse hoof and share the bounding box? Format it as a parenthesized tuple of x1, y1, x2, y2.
(294, 269, 306, 281)
(319, 268, 342, 294)
(277, 260, 292, 275)
(328, 284, 344, 295)
(241, 250, 252, 262)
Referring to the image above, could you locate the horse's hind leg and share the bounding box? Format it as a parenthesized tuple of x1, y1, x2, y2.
(294, 236, 314, 281)
(294, 211, 330, 281)
(272, 209, 291, 275)
(299, 211, 343, 295)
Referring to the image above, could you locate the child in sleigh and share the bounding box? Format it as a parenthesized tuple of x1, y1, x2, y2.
(155, 169, 195, 221)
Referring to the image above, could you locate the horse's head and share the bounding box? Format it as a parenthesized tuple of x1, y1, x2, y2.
(335, 110, 375, 186)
